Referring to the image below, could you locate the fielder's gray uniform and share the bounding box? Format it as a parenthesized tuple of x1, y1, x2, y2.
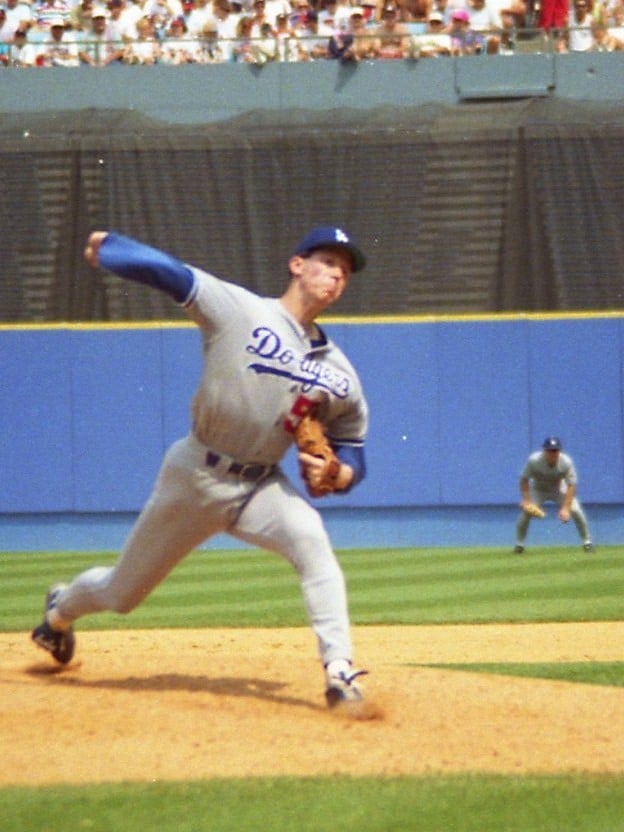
(515, 450, 591, 545)
(53, 256, 368, 668)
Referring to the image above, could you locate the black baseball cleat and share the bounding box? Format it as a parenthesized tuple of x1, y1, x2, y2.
(513, 545, 525, 554)
(31, 584, 75, 665)
(325, 667, 368, 708)
(583, 542, 595, 553)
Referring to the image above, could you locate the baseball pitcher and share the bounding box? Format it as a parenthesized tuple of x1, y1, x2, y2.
(32, 225, 370, 708)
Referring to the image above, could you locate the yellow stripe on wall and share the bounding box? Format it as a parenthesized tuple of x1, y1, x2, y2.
(1, 310, 624, 332)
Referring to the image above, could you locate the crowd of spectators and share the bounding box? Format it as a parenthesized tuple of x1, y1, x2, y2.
(1, 0, 623, 66)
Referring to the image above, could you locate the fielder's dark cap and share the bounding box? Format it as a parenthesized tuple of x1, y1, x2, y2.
(293, 226, 366, 272)
(543, 436, 562, 451)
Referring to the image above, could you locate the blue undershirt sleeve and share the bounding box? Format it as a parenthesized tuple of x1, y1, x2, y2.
(335, 445, 366, 491)
(98, 232, 196, 304)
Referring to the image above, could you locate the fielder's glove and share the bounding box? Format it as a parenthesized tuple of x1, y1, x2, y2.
(294, 412, 341, 498)
(522, 502, 546, 518)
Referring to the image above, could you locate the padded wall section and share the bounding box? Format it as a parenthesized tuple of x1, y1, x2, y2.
(526, 318, 624, 502)
(0, 330, 74, 511)
(70, 330, 165, 511)
(160, 326, 202, 446)
(436, 320, 530, 505)
(325, 322, 442, 508)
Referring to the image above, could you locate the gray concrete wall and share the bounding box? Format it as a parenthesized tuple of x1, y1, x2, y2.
(3, 52, 624, 125)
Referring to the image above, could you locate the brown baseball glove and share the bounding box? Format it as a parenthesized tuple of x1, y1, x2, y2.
(523, 502, 546, 518)
(294, 412, 341, 498)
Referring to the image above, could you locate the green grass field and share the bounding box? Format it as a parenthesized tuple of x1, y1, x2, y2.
(2, 545, 624, 831)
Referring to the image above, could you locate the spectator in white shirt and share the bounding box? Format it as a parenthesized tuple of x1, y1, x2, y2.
(118, 0, 144, 39)
(0, 7, 14, 40)
(8, 27, 39, 64)
(106, 0, 135, 42)
(564, 0, 594, 50)
(467, 0, 501, 30)
(4, 0, 34, 33)
(411, 9, 452, 54)
(184, 0, 214, 35)
(38, 16, 80, 65)
(265, 0, 292, 24)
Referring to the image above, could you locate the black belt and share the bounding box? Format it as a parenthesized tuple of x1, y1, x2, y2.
(205, 451, 274, 482)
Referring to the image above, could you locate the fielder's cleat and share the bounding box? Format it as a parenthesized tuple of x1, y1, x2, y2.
(583, 542, 595, 553)
(324, 663, 368, 708)
(513, 544, 525, 554)
(31, 584, 75, 665)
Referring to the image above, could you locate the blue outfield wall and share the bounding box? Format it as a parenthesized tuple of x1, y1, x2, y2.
(1, 315, 623, 550)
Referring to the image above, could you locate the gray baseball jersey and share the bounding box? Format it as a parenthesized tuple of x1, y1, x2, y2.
(187, 266, 368, 462)
(521, 451, 577, 500)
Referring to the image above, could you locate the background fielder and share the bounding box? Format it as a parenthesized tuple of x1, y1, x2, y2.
(514, 436, 594, 554)
(32, 225, 369, 707)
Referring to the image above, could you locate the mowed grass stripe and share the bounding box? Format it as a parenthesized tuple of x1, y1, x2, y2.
(79, 601, 309, 631)
(342, 549, 619, 587)
(351, 595, 624, 625)
(3, 546, 624, 631)
(3, 546, 617, 578)
(345, 565, 618, 596)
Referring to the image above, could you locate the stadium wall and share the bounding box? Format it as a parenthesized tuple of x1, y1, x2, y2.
(2, 315, 623, 550)
(3, 53, 624, 124)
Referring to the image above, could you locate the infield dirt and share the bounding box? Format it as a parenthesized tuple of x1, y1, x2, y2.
(2, 622, 624, 786)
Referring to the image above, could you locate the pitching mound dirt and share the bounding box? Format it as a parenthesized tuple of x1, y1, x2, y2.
(2, 622, 624, 786)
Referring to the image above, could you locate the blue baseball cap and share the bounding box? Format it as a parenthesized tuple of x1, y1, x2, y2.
(293, 225, 366, 272)
(543, 436, 562, 451)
